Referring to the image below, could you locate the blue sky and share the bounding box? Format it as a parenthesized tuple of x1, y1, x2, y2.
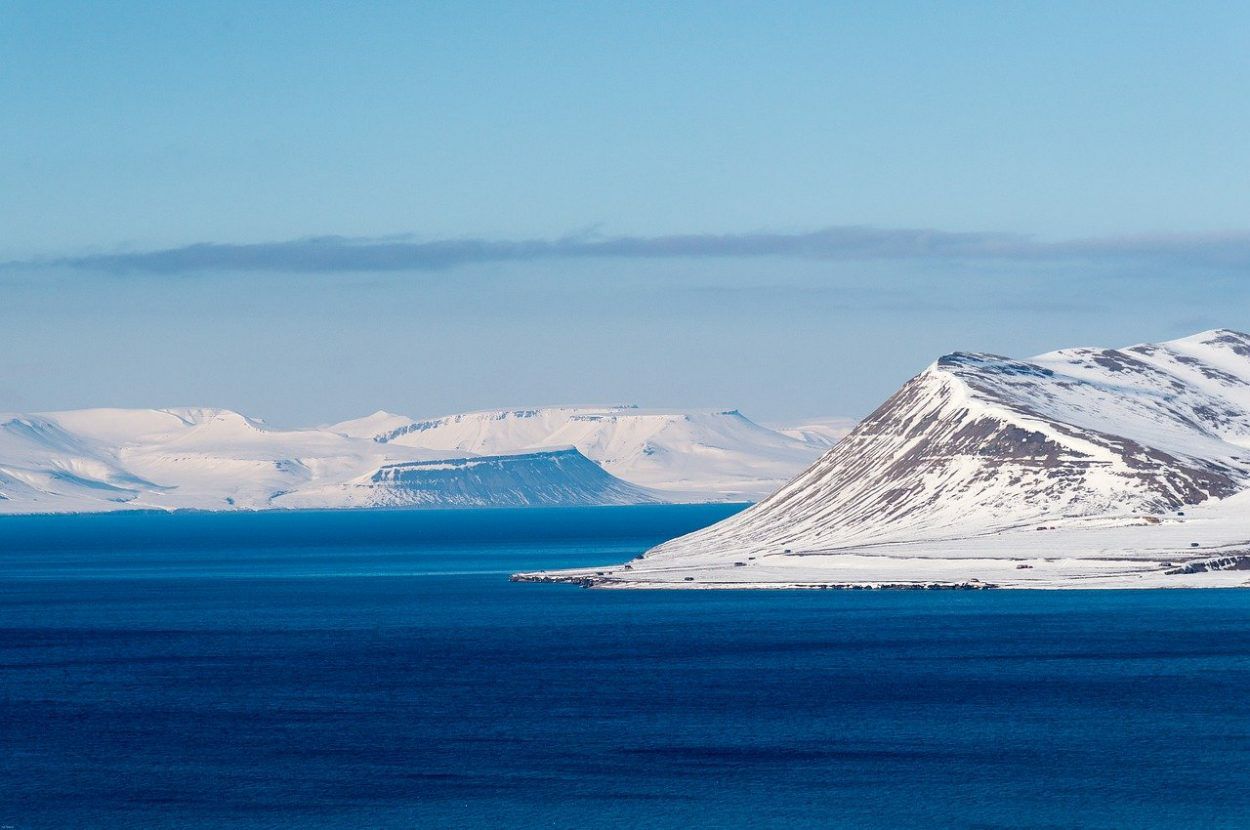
(3, 1, 1249, 424)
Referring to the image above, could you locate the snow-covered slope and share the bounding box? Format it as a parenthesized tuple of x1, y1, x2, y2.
(367, 406, 830, 500)
(771, 417, 857, 449)
(0, 408, 662, 513)
(515, 329, 1250, 589)
(328, 410, 416, 440)
(0, 413, 162, 511)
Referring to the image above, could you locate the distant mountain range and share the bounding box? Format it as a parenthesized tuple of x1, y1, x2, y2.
(516, 329, 1250, 589)
(357, 406, 830, 500)
(0, 405, 837, 514)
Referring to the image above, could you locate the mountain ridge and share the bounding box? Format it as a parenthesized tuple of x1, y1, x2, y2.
(356, 405, 832, 500)
(514, 328, 1250, 589)
(0, 404, 841, 513)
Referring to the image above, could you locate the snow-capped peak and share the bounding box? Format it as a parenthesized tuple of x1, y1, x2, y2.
(638, 327, 1250, 561)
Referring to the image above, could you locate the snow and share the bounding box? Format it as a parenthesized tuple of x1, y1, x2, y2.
(372, 405, 836, 500)
(770, 417, 857, 448)
(327, 410, 415, 439)
(0, 404, 845, 514)
(0, 408, 656, 512)
(514, 329, 1250, 590)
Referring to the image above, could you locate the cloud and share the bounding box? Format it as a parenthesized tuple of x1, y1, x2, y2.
(9, 226, 1250, 275)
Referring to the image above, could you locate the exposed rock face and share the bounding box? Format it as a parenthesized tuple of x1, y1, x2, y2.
(352, 449, 663, 508)
(644, 329, 1250, 560)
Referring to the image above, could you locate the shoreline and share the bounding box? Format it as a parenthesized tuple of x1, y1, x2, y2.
(511, 551, 1250, 590)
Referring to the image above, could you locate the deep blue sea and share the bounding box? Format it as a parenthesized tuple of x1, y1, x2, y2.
(2, 505, 1249, 830)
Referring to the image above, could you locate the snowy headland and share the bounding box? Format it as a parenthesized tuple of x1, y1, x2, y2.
(515, 329, 1250, 589)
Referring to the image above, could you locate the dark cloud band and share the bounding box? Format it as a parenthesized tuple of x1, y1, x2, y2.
(11, 226, 1250, 274)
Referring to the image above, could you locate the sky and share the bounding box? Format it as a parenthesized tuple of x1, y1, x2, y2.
(3, 1, 1250, 426)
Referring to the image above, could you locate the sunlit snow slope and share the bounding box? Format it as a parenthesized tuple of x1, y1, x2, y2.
(771, 418, 857, 449)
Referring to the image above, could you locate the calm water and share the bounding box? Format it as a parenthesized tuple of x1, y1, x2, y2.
(2, 505, 1249, 829)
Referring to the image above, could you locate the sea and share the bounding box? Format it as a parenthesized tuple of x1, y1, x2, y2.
(1, 504, 1248, 829)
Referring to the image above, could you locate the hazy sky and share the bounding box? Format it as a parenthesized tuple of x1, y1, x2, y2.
(3, 1, 1249, 425)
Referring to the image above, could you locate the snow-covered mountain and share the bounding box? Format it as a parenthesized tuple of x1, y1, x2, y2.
(0, 408, 658, 513)
(360, 406, 829, 500)
(0, 407, 427, 513)
(0, 404, 842, 514)
(278, 448, 662, 509)
(0, 412, 163, 509)
(515, 329, 1250, 589)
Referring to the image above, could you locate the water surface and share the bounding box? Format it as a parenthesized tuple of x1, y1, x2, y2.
(2, 505, 1248, 829)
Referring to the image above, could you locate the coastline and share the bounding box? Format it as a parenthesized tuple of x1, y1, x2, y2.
(512, 549, 1250, 590)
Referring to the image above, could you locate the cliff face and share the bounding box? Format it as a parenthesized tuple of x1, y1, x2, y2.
(343, 449, 664, 508)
